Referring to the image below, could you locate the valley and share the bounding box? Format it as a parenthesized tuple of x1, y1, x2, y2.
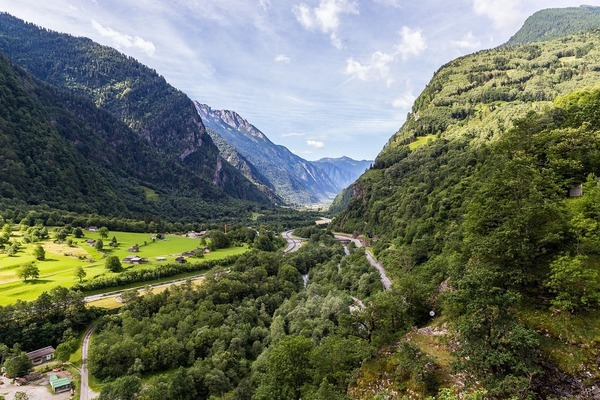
(0, 4, 600, 400)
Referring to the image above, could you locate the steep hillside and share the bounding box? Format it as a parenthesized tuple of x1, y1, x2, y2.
(332, 29, 600, 397)
(0, 51, 264, 221)
(507, 6, 600, 45)
(195, 102, 339, 205)
(310, 156, 372, 190)
(0, 13, 269, 205)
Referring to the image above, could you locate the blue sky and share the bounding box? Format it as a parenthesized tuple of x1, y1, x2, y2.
(1, 0, 599, 160)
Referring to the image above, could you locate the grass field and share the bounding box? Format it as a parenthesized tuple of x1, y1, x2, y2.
(0, 229, 248, 305)
(409, 134, 437, 150)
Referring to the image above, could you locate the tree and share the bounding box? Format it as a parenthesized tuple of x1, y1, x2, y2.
(105, 255, 122, 272)
(99, 226, 109, 239)
(74, 227, 84, 238)
(17, 262, 40, 282)
(95, 238, 104, 251)
(98, 375, 141, 400)
(4, 352, 33, 378)
(75, 266, 87, 283)
(55, 338, 78, 362)
(209, 230, 230, 249)
(110, 236, 118, 247)
(547, 255, 600, 313)
(33, 244, 45, 260)
(254, 335, 313, 400)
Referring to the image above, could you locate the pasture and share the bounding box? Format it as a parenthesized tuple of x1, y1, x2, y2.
(0, 228, 247, 305)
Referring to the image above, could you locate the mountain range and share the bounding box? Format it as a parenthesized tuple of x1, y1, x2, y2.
(195, 103, 371, 205)
(0, 12, 369, 216)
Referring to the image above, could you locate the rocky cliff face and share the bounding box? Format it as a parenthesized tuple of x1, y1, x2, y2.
(195, 102, 340, 205)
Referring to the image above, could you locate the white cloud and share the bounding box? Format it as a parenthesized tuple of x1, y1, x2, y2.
(345, 51, 394, 85)
(395, 26, 426, 60)
(372, 0, 402, 7)
(450, 32, 482, 49)
(91, 20, 156, 56)
(307, 139, 325, 148)
(293, 0, 359, 49)
(282, 132, 306, 137)
(471, 0, 525, 32)
(392, 92, 415, 109)
(275, 54, 291, 63)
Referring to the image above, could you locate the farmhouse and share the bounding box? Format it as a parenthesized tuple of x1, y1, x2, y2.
(122, 256, 146, 264)
(85, 239, 96, 246)
(49, 374, 72, 393)
(128, 244, 140, 252)
(26, 346, 55, 365)
(156, 256, 167, 261)
(175, 256, 186, 263)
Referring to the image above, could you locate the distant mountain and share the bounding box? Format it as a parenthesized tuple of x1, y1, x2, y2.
(507, 6, 600, 45)
(0, 13, 270, 207)
(195, 103, 341, 205)
(310, 157, 372, 190)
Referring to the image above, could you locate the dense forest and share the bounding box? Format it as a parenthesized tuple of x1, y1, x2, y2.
(332, 28, 600, 398)
(0, 13, 273, 220)
(507, 6, 600, 45)
(1, 7, 600, 400)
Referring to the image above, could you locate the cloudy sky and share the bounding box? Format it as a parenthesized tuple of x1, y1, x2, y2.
(1, 0, 599, 160)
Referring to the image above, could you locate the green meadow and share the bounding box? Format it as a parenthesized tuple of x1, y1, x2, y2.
(0, 229, 248, 305)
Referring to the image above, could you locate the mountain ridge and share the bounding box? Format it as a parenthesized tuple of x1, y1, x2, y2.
(0, 12, 270, 206)
(195, 102, 370, 205)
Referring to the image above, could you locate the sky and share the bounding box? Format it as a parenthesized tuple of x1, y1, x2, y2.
(1, 1, 599, 160)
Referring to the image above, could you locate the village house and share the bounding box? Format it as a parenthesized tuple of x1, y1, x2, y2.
(127, 244, 140, 252)
(122, 255, 146, 265)
(26, 346, 55, 365)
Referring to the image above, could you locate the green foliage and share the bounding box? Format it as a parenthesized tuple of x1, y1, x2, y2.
(75, 266, 87, 283)
(32, 244, 45, 260)
(395, 342, 440, 396)
(506, 7, 600, 45)
(4, 351, 33, 378)
(99, 375, 142, 400)
(0, 287, 93, 351)
(55, 338, 79, 362)
(448, 265, 540, 397)
(105, 255, 122, 273)
(208, 229, 230, 249)
(72, 256, 237, 292)
(16, 262, 39, 282)
(547, 255, 600, 313)
(253, 335, 313, 400)
(95, 238, 104, 252)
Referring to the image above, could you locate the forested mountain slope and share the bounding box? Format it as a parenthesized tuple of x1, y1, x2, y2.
(0, 51, 265, 221)
(0, 13, 269, 205)
(507, 6, 600, 45)
(332, 28, 600, 397)
(196, 103, 339, 205)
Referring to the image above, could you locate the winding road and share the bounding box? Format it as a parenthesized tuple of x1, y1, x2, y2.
(281, 230, 304, 253)
(80, 324, 97, 400)
(334, 234, 392, 290)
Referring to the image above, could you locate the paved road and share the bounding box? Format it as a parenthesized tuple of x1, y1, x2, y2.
(83, 273, 206, 303)
(334, 234, 392, 290)
(282, 230, 304, 253)
(80, 324, 97, 400)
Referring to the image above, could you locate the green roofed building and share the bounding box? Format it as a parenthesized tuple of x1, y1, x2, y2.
(49, 374, 71, 393)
